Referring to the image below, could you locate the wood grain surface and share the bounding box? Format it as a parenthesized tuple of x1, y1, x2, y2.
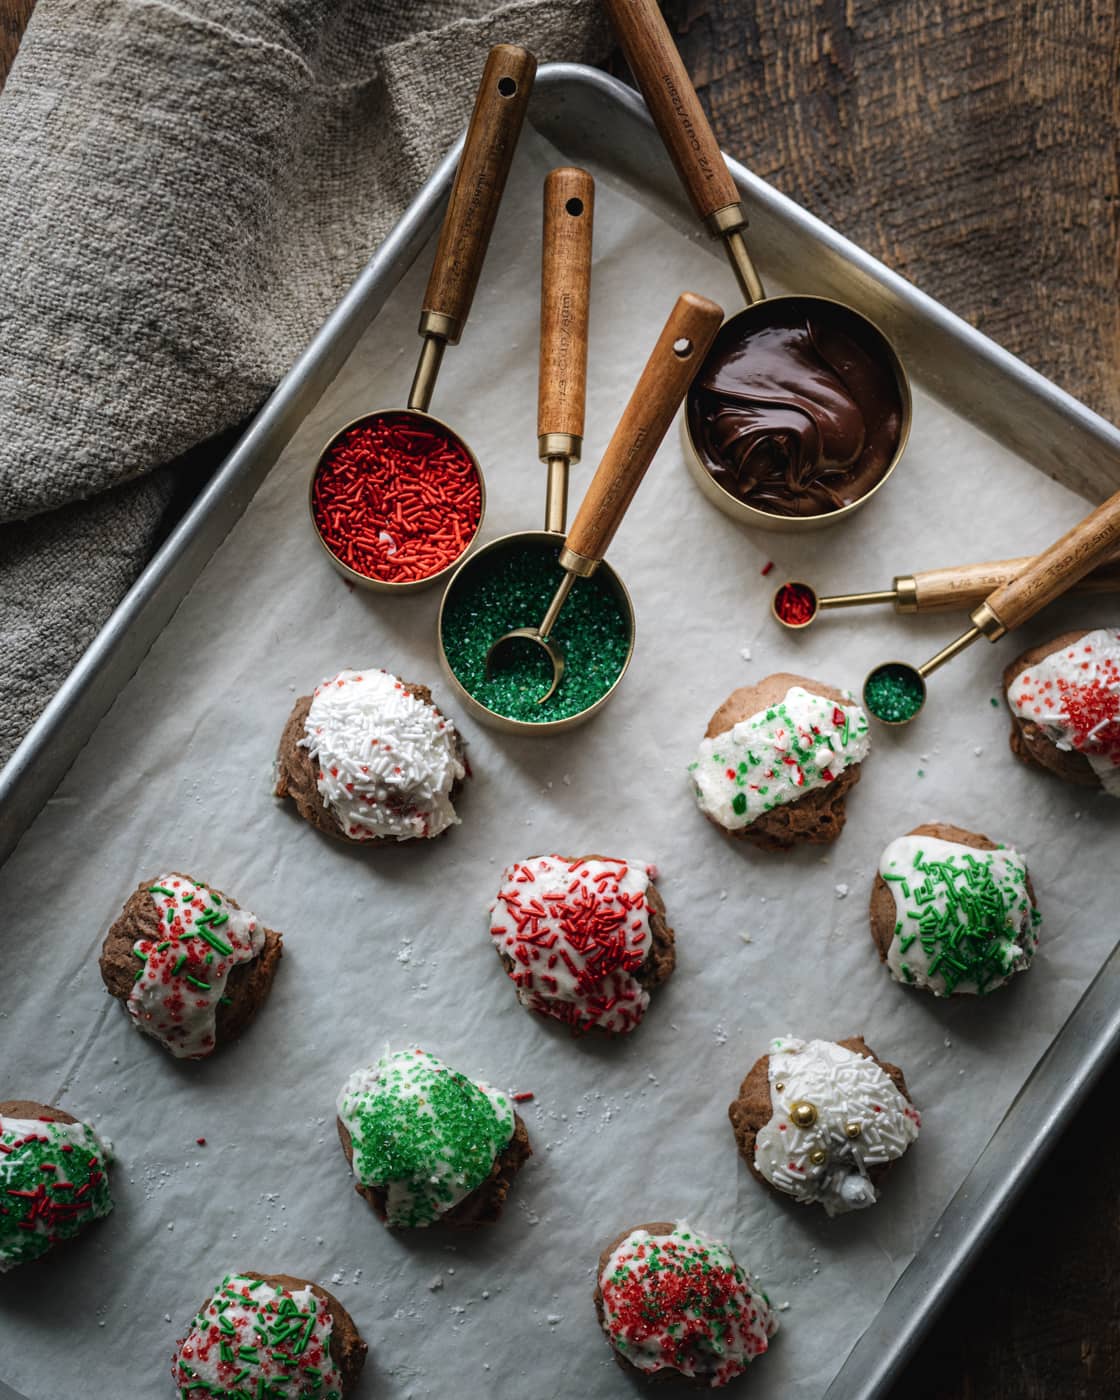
(3, 0, 1119, 1394)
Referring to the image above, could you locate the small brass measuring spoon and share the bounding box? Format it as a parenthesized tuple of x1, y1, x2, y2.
(604, 0, 910, 532)
(862, 485, 1120, 725)
(485, 290, 724, 702)
(772, 553, 1120, 629)
(308, 44, 536, 593)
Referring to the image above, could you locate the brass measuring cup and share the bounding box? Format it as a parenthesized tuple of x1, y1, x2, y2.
(863, 485, 1120, 725)
(771, 553, 1120, 629)
(604, 0, 911, 533)
(307, 44, 536, 594)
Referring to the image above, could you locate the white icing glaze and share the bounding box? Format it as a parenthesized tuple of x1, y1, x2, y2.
(599, 1220, 776, 1384)
(488, 855, 658, 1033)
(878, 835, 1039, 996)
(1007, 628, 1120, 795)
(173, 1273, 343, 1398)
(753, 1037, 920, 1215)
(300, 668, 465, 840)
(126, 873, 264, 1058)
(336, 1048, 514, 1228)
(689, 685, 870, 829)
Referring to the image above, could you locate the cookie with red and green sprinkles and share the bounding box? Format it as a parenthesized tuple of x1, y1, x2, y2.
(336, 1048, 531, 1229)
(172, 1270, 367, 1398)
(689, 673, 871, 852)
(870, 822, 1040, 997)
(100, 873, 283, 1060)
(594, 1220, 777, 1387)
(0, 1101, 114, 1271)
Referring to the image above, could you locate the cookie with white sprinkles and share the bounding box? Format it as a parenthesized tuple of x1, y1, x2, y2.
(728, 1036, 919, 1215)
(336, 1048, 531, 1229)
(100, 873, 282, 1059)
(870, 822, 1040, 996)
(0, 1101, 114, 1271)
(275, 667, 468, 843)
(173, 1271, 367, 1398)
(488, 854, 676, 1034)
(594, 1220, 777, 1387)
(689, 672, 870, 851)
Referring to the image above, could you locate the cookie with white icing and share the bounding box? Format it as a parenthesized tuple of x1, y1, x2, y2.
(173, 1271, 367, 1398)
(0, 1101, 114, 1271)
(1003, 628, 1120, 795)
(488, 854, 676, 1035)
(336, 1048, 530, 1229)
(594, 1219, 777, 1387)
(689, 673, 871, 852)
(728, 1036, 919, 1216)
(275, 668, 468, 844)
(870, 822, 1040, 997)
(100, 873, 282, 1060)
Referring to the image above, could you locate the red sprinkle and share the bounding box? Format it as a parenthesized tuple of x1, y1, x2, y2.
(774, 581, 816, 627)
(196, 1138, 207, 1146)
(312, 410, 482, 584)
(760, 560, 775, 576)
(512, 1092, 535, 1103)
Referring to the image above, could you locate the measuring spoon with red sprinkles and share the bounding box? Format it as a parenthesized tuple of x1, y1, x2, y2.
(309, 45, 536, 593)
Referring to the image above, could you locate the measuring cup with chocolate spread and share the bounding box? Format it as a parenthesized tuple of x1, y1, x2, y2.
(605, 0, 911, 531)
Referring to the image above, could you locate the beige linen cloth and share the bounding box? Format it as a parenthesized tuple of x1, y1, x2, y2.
(0, 0, 610, 763)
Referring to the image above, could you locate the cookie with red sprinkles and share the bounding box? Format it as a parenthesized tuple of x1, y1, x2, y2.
(488, 854, 675, 1035)
(172, 1270, 367, 1398)
(594, 1220, 777, 1387)
(100, 873, 283, 1060)
(0, 1101, 114, 1272)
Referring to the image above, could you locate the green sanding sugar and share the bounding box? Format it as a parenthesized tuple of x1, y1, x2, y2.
(864, 662, 925, 723)
(440, 540, 631, 723)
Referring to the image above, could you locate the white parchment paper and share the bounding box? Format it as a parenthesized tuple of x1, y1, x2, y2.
(1, 127, 1118, 1400)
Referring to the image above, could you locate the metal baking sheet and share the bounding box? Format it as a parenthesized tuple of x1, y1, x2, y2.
(1, 65, 1119, 1400)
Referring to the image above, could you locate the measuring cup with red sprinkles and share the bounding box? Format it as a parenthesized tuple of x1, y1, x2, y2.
(307, 45, 535, 593)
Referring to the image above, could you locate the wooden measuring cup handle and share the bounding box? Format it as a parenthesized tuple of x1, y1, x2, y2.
(977, 488, 1120, 635)
(561, 292, 723, 570)
(538, 167, 593, 454)
(421, 45, 536, 345)
(604, 0, 741, 225)
(913, 552, 1120, 611)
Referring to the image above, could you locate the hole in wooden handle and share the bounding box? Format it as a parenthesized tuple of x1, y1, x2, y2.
(565, 197, 584, 217)
(672, 338, 694, 358)
(497, 76, 517, 97)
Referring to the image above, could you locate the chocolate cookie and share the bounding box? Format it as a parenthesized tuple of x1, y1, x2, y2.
(1004, 628, 1120, 794)
(335, 1048, 530, 1229)
(594, 1219, 777, 1386)
(275, 667, 468, 844)
(688, 673, 870, 852)
(870, 823, 1040, 996)
(173, 1271, 367, 1396)
(0, 1101, 114, 1270)
(488, 854, 675, 1035)
(728, 1035, 919, 1215)
(99, 873, 282, 1059)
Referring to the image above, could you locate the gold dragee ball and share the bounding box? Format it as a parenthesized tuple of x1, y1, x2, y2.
(789, 1100, 818, 1128)
(774, 1082, 786, 1093)
(808, 1147, 828, 1165)
(844, 1120, 862, 1139)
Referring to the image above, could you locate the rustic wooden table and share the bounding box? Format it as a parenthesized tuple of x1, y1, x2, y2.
(2, 2, 1118, 1395)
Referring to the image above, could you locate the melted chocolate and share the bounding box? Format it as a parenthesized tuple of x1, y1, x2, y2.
(688, 303, 903, 517)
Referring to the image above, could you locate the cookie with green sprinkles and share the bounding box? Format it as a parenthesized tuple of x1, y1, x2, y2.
(0, 1101, 114, 1271)
(100, 873, 283, 1059)
(336, 1048, 531, 1229)
(594, 1220, 777, 1387)
(870, 822, 1041, 997)
(172, 1270, 367, 1398)
(689, 673, 871, 852)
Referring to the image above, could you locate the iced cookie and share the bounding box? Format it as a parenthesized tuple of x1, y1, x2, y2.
(336, 1048, 530, 1228)
(100, 873, 282, 1059)
(0, 1102, 113, 1270)
(728, 1036, 919, 1215)
(689, 673, 870, 851)
(870, 823, 1040, 996)
(488, 855, 675, 1034)
(1004, 627, 1120, 795)
(172, 1271, 367, 1397)
(275, 667, 468, 843)
(594, 1220, 777, 1387)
